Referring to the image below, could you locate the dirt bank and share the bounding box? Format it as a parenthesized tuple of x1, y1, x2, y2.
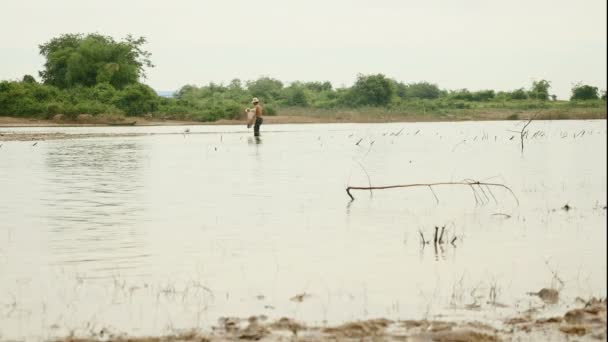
(2, 106, 606, 129)
(56, 298, 606, 342)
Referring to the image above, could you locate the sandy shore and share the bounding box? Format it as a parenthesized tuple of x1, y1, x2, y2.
(0, 115, 362, 127)
(2, 108, 606, 129)
(55, 297, 606, 341)
(2, 113, 606, 142)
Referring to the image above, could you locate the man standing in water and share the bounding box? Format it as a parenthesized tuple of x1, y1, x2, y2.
(251, 97, 263, 137)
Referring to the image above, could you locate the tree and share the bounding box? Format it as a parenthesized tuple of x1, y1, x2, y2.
(246, 77, 283, 102)
(284, 84, 310, 106)
(449, 89, 494, 101)
(528, 80, 551, 100)
(570, 83, 599, 100)
(228, 79, 243, 91)
(114, 83, 158, 115)
(350, 73, 395, 106)
(303, 81, 332, 92)
(404, 82, 441, 99)
(39, 33, 153, 89)
(509, 88, 528, 100)
(393, 81, 408, 98)
(22, 75, 37, 84)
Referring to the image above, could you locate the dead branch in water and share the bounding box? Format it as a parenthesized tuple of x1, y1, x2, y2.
(346, 180, 519, 205)
(438, 226, 445, 244)
(356, 161, 373, 197)
(520, 113, 538, 153)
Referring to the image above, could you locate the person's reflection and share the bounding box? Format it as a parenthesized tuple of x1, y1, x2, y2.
(247, 136, 262, 145)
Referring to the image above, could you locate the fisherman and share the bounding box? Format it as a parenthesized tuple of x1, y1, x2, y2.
(250, 97, 263, 137)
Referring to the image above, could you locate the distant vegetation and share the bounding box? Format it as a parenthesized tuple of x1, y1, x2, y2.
(0, 33, 605, 122)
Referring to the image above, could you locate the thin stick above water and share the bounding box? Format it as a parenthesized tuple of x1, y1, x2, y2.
(345, 180, 519, 205)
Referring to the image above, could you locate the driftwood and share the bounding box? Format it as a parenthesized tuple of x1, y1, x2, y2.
(346, 180, 518, 205)
(520, 114, 536, 153)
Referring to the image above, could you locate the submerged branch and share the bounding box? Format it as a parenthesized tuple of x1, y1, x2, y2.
(345, 180, 519, 205)
(520, 113, 538, 154)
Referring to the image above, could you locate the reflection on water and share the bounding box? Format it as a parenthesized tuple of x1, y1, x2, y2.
(247, 136, 262, 145)
(43, 141, 149, 276)
(0, 121, 606, 340)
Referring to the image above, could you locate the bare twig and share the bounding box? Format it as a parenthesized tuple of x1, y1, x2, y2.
(355, 161, 373, 197)
(419, 230, 427, 245)
(428, 185, 439, 204)
(520, 113, 538, 153)
(346, 180, 519, 205)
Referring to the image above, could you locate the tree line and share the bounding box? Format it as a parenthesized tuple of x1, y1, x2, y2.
(1, 33, 605, 122)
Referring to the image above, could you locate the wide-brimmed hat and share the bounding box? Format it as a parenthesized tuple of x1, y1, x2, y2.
(251, 97, 259, 104)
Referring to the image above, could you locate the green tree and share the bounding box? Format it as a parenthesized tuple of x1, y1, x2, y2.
(284, 83, 310, 106)
(404, 82, 441, 99)
(39, 33, 153, 89)
(228, 79, 244, 91)
(303, 81, 332, 92)
(246, 77, 283, 102)
(393, 81, 408, 98)
(350, 73, 395, 106)
(22, 75, 37, 84)
(509, 88, 528, 100)
(114, 83, 158, 115)
(570, 83, 599, 100)
(528, 80, 551, 100)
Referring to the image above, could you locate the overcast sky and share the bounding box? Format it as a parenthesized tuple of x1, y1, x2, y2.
(1, 0, 606, 99)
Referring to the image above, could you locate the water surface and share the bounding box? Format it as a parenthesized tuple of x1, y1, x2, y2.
(0, 120, 606, 340)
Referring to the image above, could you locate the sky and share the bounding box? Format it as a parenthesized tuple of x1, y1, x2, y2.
(1, 0, 606, 99)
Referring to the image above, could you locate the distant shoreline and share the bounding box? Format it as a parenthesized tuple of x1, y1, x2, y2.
(1, 108, 606, 129)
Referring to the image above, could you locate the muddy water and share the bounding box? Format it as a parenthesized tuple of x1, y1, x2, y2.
(0, 120, 606, 340)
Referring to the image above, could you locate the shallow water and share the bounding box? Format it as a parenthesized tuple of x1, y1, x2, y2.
(0, 120, 606, 340)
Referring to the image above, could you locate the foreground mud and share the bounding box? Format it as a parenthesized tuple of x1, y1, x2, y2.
(56, 298, 606, 342)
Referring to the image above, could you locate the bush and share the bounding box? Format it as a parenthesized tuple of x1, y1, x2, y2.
(350, 74, 395, 106)
(570, 84, 599, 100)
(529, 80, 551, 101)
(114, 83, 158, 115)
(22, 75, 37, 84)
(496, 88, 528, 100)
(0, 81, 48, 116)
(264, 104, 277, 116)
(92, 82, 118, 103)
(404, 82, 441, 99)
(283, 85, 310, 106)
(246, 77, 283, 102)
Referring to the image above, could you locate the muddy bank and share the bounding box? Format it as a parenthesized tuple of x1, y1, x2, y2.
(0, 116, 209, 127)
(0, 132, 147, 141)
(55, 298, 606, 342)
(0, 115, 380, 128)
(2, 108, 606, 129)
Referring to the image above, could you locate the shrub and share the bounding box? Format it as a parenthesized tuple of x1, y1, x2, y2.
(570, 84, 599, 100)
(350, 73, 395, 106)
(114, 83, 158, 115)
(404, 82, 441, 99)
(529, 80, 551, 100)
